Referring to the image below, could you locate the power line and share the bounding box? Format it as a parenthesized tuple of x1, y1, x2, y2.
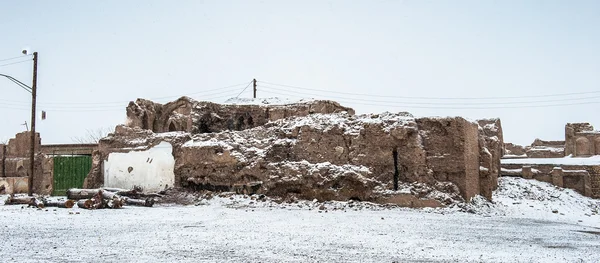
(260, 88, 600, 110)
(0, 59, 32, 68)
(258, 84, 600, 106)
(0, 91, 244, 112)
(258, 80, 600, 100)
(236, 80, 254, 98)
(0, 54, 31, 63)
(0, 81, 251, 106)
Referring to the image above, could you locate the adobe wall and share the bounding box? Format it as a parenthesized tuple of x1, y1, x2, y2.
(504, 139, 565, 159)
(0, 144, 5, 177)
(416, 117, 482, 200)
(501, 162, 599, 198)
(0, 132, 48, 195)
(126, 97, 355, 134)
(565, 123, 600, 157)
(477, 119, 503, 200)
(88, 99, 502, 205)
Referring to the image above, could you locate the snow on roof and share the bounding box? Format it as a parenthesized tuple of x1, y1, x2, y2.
(223, 97, 316, 106)
(501, 155, 600, 165)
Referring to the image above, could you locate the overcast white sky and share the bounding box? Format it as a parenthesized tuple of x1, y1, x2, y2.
(1, 1, 598, 145)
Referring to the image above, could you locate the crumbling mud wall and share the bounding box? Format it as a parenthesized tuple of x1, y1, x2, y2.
(415, 117, 481, 201)
(501, 162, 599, 199)
(523, 139, 565, 158)
(125, 97, 354, 134)
(477, 119, 503, 200)
(504, 139, 565, 159)
(87, 97, 504, 206)
(565, 123, 600, 157)
(0, 132, 47, 195)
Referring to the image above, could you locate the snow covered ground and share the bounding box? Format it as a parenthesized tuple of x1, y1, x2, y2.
(1, 177, 599, 262)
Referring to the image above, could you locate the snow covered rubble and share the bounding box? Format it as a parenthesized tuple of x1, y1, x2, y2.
(92, 109, 502, 208)
(2, 177, 599, 262)
(109, 96, 504, 205)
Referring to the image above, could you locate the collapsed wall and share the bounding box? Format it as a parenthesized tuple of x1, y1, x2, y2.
(504, 139, 565, 159)
(0, 132, 48, 195)
(477, 119, 504, 199)
(86, 97, 502, 206)
(500, 122, 600, 199)
(565, 123, 600, 157)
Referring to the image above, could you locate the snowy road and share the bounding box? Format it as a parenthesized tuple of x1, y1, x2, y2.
(1, 200, 599, 262)
(2, 177, 600, 263)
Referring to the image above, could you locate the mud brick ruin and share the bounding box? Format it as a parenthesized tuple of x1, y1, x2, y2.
(502, 123, 600, 199)
(0, 132, 47, 194)
(81, 97, 504, 207)
(4, 96, 598, 205)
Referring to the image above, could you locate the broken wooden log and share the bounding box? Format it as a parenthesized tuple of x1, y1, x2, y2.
(4, 195, 36, 205)
(75, 187, 163, 199)
(101, 191, 123, 209)
(124, 197, 155, 207)
(67, 189, 102, 200)
(43, 199, 75, 208)
(103, 187, 163, 199)
(77, 199, 94, 209)
(30, 199, 45, 208)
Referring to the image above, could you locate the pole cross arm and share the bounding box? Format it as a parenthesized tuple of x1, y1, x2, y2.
(0, 73, 33, 93)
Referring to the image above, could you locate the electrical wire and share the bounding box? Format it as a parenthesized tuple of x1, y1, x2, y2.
(0, 81, 252, 106)
(0, 59, 32, 68)
(258, 80, 600, 100)
(0, 91, 244, 112)
(0, 54, 31, 63)
(260, 88, 600, 110)
(235, 80, 254, 98)
(258, 84, 600, 106)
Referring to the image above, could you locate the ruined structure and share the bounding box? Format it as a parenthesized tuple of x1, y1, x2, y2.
(565, 123, 600, 157)
(503, 139, 565, 158)
(84, 97, 504, 206)
(477, 119, 504, 200)
(0, 132, 98, 196)
(501, 123, 600, 199)
(125, 97, 354, 134)
(0, 132, 45, 194)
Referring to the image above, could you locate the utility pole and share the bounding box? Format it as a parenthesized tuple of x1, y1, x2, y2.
(253, 78, 257, 99)
(28, 52, 38, 196)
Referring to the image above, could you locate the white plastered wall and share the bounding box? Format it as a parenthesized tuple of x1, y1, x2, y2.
(103, 141, 175, 192)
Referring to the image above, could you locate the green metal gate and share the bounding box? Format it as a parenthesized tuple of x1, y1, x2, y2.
(52, 156, 92, 196)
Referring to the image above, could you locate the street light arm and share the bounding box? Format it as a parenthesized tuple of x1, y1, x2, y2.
(0, 73, 33, 93)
